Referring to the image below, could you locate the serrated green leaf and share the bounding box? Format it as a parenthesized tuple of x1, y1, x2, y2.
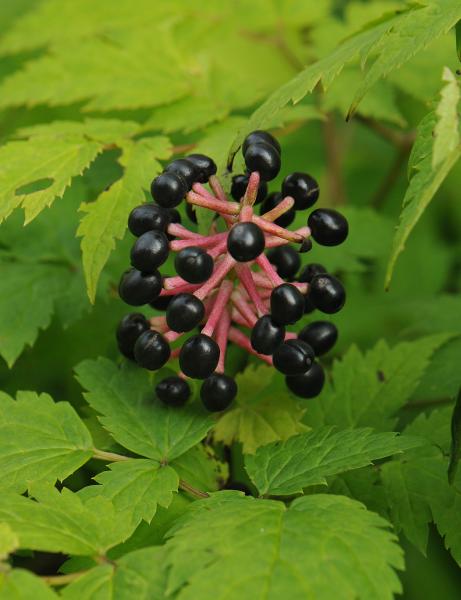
(0, 485, 134, 556)
(17, 119, 140, 144)
(305, 335, 451, 431)
(81, 460, 178, 526)
(0, 523, 18, 559)
(213, 365, 307, 454)
(59, 565, 113, 600)
(75, 358, 213, 462)
(77, 136, 171, 302)
(165, 492, 403, 600)
(246, 428, 423, 496)
(448, 388, 461, 483)
(433, 67, 460, 168)
(171, 445, 228, 492)
(0, 391, 92, 493)
(0, 569, 58, 600)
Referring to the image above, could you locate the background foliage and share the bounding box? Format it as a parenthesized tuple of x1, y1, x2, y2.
(0, 0, 461, 598)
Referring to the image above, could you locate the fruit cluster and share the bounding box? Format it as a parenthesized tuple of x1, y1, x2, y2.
(116, 130, 348, 412)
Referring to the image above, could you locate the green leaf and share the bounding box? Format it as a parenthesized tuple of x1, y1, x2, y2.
(456, 19, 461, 61)
(75, 358, 213, 462)
(0, 569, 58, 600)
(433, 67, 460, 168)
(246, 428, 423, 496)
(81, 460, 178, 526)
(165, 492, 403, 599)
(0, 391, 92, 493)
(0, 485, 134, 556)
(213, 365, 307, 453)
(0, 523, 18, 559)
(448, 388, 461, 483)
(171, 445, 228, 492)
(77, 136, 171, 301)
(305, 335, 451, 431)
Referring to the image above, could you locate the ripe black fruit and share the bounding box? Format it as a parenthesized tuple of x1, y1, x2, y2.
(267, 246, 300, 279)
(128, 203, 170, 236)
(201, 374, 237, 412)
(298, 263, 327, 283)
(282, 172, 319, 210)
(186, 202, 197, 224)
(166, 158, 197, 188)
(130, 230, 169, 272)
(119, 268, 162, 306)
(260, 192, 295, 228)
(309, 274, 346, 314)
(175, 246, 214, 283)
(116, 313, 149, 360)
(298, 321, 338, 356)
(150, 295, 171, 311)
(251, 315, 285, 355)
(187, 154, 217, 182)
(273, 339, 315, 375)
(244, 142, 281, 181)
(166, 293, 205, 332)
(308, 209, 348, 246)
(286, 362, 325, 398)
(151, 172, 188, 208)
(243, 130, 281, 155)
(270, 284, 304, 325)
(156, 376, 190, 407)
(231, 174, 267, 204)
(179, 334, 220, 379)
(227, 222, 265, 262)
(134, 330, 170, 370)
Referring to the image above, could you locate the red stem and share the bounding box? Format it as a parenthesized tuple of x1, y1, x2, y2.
(187, 191, 240, 215)
(228, 327, 273, 365)
(234, 264, 267, 316)
(194, 254, 236, 301)
(243, 171, 260, 206)
(201, 280, 234, 337)
(231, 291, 258, 326)
(215, 308, 231, 373)
(252, 215, 304, 243)
(256, 254, 284, 287)
(260, 196, 295, 222)
(170, 232, 227, 252)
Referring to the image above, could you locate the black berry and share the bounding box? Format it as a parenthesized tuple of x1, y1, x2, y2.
(309, 274, 346, 314)
(166, 158, 198, 188)
(119, 268, 162, 306)
(150, 295, 171, 311)
(260, 192, 295, 228)
(116, 313, 149, 360)
(270, 284, 304, 325)
(251, 315, 285, 355)
(186, 154, 217, 182)
(267, 246, 300, 279)
(151, 172, 188, 208)
(128, 203, 169, 236)
(244, 142, 281, 181)
(231, 174, 267, 204)
(179, 334, 220, 379)
(167, 208, 181, 224)
(227, 222, 265, 262)
(243, 130, 281, 155)
(273, 339, 315, 375)
(175, 246, 214, 284)
(308, 209, 348, 246)
(156, 376, 190, 407)
(186, 202, 197, 224)
(166, 293, 205, 332)
(282, 172, 319, 210)
(298, 263, 327, 283)
(133, 330, 170, 371)
(298, 321, 338, 356)
(201, 374, 237, 412)
(286, 362, 325, 398)
(299, 238, 313, 253)
(130, 230, 169, 272)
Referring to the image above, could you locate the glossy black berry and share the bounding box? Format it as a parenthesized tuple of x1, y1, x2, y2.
(201, 374, 237, 412)
(150, 295, 171, 311)
(130, 230, 169, 272)
(231, 174, 267, 204)
(179, 334, 220, 379)
(267, 246, 300, 279)
(186, 154, 217, 182)
(166, 158, 198, 188)
(166, 293, 205, 332)
(156, 376, 190, 407)
(167, 208, 181, 224)
(116, 313, 150, 360)
(133, 330, 170, 371)
(151, 172, 188, 208)
(270, 284, 304, 325)
(304, 296, 316, 314)
(128, 203, 170, 236)
(309, 274, 346, 314)
(119, 268, 162, 306)
(260, 192, 295, 228)
(282, 172, 319, 210)
(243, 130, 281, 155)
(175, 246, 214, 284)
(244, 142, 281, 181)
(298, 321, 338, 356)
(286, 362, 325, 398)
(298, 263, 327, 283)
(273, 339, 315, 375)
(308, 209, 348, 246)
(227, 222, 265, 262)
(186, 202, 197, 224)
(251, 315, 285, 355)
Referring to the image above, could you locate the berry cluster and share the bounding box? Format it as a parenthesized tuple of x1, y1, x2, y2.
(116, 130, 348, 412)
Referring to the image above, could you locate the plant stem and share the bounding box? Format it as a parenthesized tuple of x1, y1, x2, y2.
(201, 280, 234, 336)
(234, 264, 267, 316)
(170, 232, 227, 251)
(256, 254, 284, 286)
(252, 215, 304, 242)
(41, 570, 90, 587)
(215, 308, 231, 373)
(179, 479, 210, 499)
(194, 255, 236, 301)
(371, 144, 409, 209)
(187, 191, 240, 215)
(322, 113, 347, 206)
(231, 291, 258, 327)
(261, 196, 295, 221)
(356, 115, 415, 149)
(243, 171, 260, 206)
(92, 448, 131, 463)
(228, 327, 273, 365)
